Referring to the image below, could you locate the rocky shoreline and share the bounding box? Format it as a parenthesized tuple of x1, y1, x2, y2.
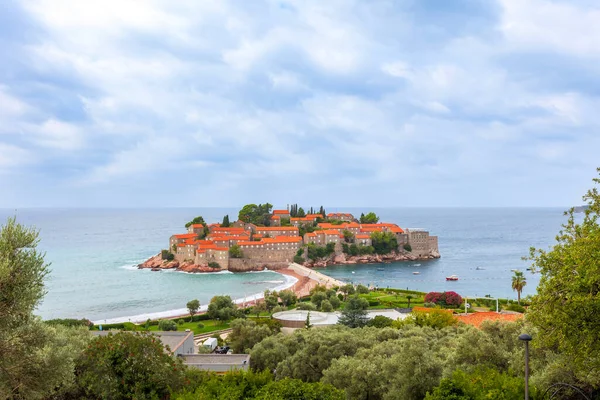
(304, 250, 440, 268)
(139, 249, 440, 273)
(137, 254, 278, 273)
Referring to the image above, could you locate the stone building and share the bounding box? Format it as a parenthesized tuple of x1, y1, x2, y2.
(272, 209, 291, 219)
(327, 213, 355, 222)
(355, 234, 372, 246)
(406, 229, 439, 257)
(255, 226, 299, 237)
(170, 233, 198, 251)
(187, 224, 204, 235)
(237, 236, 302, 263)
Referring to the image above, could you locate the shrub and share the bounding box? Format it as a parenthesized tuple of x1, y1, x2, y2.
(424, 291, 463, 307)
(161, 249, 175, 261)
(356, 284, 369, 294)
(208, 261, 221, 269)
(423, 302, 437, 308)
(158, 320, 178, 331)
(197, 323, 204, 329)
(177, 319, 185, 325)
(506, 303, 526, 313)
(338, 293, 344, 302)
(403, 244, 412, 252)
(229, 245, 243, 258)
(321, 300, 333, 312)
(293, 255, 305, 264)
(328, 295, 341, 309)
(368, 300, 380, 307)
(44, 318, 93, 328)
(191, 314, 211, 322)
(367, 315, 393, 328)
(272, 305, 285, 314)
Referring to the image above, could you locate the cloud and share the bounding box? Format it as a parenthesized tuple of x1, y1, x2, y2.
(0, 0, 599, 207)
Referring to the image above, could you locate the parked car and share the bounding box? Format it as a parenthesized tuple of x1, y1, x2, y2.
(215, 346, 230, 354)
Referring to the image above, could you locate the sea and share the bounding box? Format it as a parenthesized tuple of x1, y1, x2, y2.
(0, 207, 573, 323)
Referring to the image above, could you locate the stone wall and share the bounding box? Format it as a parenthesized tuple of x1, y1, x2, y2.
(241, 246, 297, 263)
(428, 235, 439, 253)
(228, 258, 289, 272)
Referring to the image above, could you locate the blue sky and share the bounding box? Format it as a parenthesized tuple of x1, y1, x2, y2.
(1, 0, 599, 207)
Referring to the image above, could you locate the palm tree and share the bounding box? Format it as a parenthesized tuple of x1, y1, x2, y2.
(512, 271, 527, 304)
(406, 295, 413, 308)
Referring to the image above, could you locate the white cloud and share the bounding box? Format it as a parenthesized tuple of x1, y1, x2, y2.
(499, 0, 600, 57)
(0, 143, 31, 169)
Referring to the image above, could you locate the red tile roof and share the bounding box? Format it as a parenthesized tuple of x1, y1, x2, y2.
(271, 215, 281, 219)
(456, 312, 524, 328)
(273, 210, 290, 215)
(355, 234, 370, 239)
(190, 224, 204, 228)
(174, 233, 198, 239)
(256, 227, 298, 231)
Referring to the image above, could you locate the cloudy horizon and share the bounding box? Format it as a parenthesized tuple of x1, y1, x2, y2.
(1, 0, 599, 208)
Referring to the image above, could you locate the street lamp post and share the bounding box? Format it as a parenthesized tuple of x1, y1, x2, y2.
(519, 333, 533, 400)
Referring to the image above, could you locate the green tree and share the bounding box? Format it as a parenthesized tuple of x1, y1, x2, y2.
(342, 230, 354, 243)
(229, 244, 244, 258)
(340, 283, 355, 300)
(75, 332, 183, 399)
(511, 271, 527, 304)
(370, 231, 399, 254)
(425, 367, 531, 400)
(228, 319, 274, 354)
(338, 296, 369, 328)
(254, 378, 344, 400)
(320, 300, 333, 312)
(238, 203, 273, 225)
(279, 290, 297, 307)
(360, 212, 380, 224)
(253, 301, 267, 317)
(367, 315, 394, 328)
(527, 169, 600, 387)
(222, 214, 231, 227)
(185, 215, 206, 228)
(356, 284, 369, 294)
(311, 291, 328, 309)
(328, 295, 341, 310)
(158, 319, 178, 331)
(207, 295, 238, 321)
(297, 207, 306, 218)
(406, 294, 414, 308)
(187, 299, 200, 320)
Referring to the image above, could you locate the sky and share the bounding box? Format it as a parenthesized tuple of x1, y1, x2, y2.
(1, 0, 599, 208)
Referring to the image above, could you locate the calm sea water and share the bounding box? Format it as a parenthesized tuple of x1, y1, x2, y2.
(0, 207, 571, 321)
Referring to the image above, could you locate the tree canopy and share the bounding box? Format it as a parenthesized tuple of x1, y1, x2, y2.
(527, 168, 600, 387)
(238, 203, 273, 226)
(185, 215, 206, 228)
(370, 231, 398, 254)
(187, 299, 200, 319)
(360, 212, 380, 224)
(207, 295, 238, 321)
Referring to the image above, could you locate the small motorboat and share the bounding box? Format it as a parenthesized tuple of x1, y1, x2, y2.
(376, 268, 385, 271)
(413, 263, 421, 267)
(413, 271, 420, 275)
(475, 266, 484, 270)
(446, 275, 459, 281)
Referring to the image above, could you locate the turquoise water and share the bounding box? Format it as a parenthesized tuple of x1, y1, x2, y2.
(0, 208, 295, 322)
(0, 207, 571, 321)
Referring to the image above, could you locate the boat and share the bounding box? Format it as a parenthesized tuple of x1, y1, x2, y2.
(413, 264, 421, 267)
(475, 266, 484, 270)
(446, 275, 459, 281)
(376, 268, 385, 271)
(413, 271, 420, 275)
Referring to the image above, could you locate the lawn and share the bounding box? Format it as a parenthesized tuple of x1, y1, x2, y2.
(146, 319, 230, 335)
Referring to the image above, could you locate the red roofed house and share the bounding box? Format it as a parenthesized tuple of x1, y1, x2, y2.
(255, 226, 299, 237)
(187, 224, 204, 235)
(272, 209, 291, 219)
(170, 233, 198, 251)
(270, 215, 281, 227)
(327, 213, 354, 222)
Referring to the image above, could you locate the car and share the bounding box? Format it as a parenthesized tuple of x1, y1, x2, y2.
(215, 346, 230, 354)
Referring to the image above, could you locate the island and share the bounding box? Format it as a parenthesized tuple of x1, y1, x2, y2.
(139, 203, 440, 273)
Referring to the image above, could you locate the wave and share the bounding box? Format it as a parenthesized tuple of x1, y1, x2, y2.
(119, 264, 141, 271)
(91, 271, 298, 325)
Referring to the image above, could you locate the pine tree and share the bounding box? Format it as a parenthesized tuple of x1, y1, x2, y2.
(222, 215, 230, 227)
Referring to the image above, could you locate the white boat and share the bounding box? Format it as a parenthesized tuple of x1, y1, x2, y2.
(413, 264, 421, 267)
(446, 275, 459, 281)
(413, 271, 420, 275)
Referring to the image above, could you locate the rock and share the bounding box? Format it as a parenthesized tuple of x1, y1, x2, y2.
(151, 267, 160, 272)
(333, 254, 346, 263)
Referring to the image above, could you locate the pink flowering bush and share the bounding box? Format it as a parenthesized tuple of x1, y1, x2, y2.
(424, 291, 463, 307)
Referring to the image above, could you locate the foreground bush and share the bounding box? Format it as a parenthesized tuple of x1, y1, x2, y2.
(75, 332, 184, 399)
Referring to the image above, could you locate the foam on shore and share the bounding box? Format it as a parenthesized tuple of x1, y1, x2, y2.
(92, 272, 298, 325)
